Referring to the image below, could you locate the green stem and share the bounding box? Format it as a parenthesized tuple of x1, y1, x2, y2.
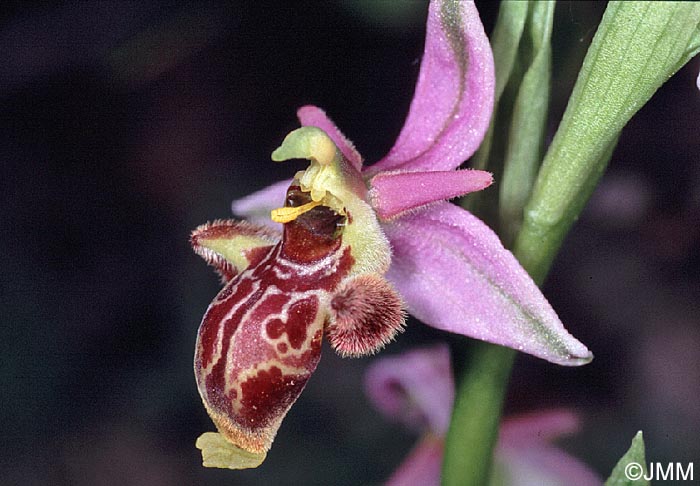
(442, 341, 515, 486)
(442, 229, 553, 486)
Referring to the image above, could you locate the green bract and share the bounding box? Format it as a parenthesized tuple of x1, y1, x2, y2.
(515, 1, 700, 282)
(499, 1, 555, 247)
(605, 432, 650, 486)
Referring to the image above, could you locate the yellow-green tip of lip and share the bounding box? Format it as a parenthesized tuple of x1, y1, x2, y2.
(271, 126, 336, 166)
(195, 432, 267, 469)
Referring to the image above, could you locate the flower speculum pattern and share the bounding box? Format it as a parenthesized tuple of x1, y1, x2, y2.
(191, 128, 405, 468)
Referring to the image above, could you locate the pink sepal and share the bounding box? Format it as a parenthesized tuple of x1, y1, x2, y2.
(382, 202, 593, 366)
(370, 0, 494, 174)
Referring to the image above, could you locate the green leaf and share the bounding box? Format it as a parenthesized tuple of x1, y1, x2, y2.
(464, 1, 528, 223)
(678, 22, 700, 68)
(515, 1, 700, 282)
(491, 1, 530, 103)
(466, 2, 557, 246)
(605, 431, 650, 486)
(499, 1, 555, 247)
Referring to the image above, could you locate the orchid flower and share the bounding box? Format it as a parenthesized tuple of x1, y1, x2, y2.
(365, 345, 602, 486)
(190, 0, 591, 469)
(233, 1, 592, 366)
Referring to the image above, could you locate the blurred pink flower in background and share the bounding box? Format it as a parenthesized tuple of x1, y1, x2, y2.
(365, 345, 602, 486)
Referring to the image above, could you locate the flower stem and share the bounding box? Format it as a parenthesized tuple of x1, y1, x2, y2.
(442, 341, 515, 486)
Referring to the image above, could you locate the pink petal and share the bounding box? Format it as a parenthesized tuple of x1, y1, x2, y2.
(382, 202, 593, 366)
(364, 344, 454, 436)
(230, 178, 292, 229)
(385, 435, 443, 486)
(498, 411, 602, 486)
(368, 169, 492, 220)
(297, 105, 363, 171)
(369, 0, 494, 174)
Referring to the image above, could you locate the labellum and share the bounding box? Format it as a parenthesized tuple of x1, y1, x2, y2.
(191, 128, 404, 468)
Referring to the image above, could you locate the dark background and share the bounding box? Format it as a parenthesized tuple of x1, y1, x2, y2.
(1, 2, 698, 485)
